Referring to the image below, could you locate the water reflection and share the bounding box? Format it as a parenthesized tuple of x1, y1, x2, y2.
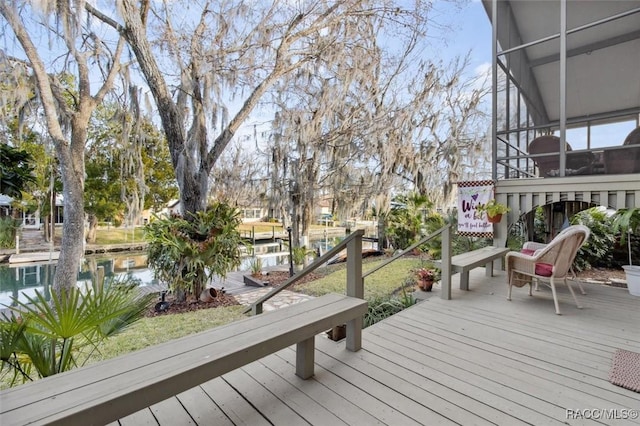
(0, 253, 155, 307)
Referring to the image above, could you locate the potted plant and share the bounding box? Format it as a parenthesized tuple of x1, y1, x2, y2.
(477, 199, 510, 223)
(415, 267, 437, 292)
(249, 256, 263, 277)
(243, 256, 269, 287)
(291, 246, 308, 271)
(612, 207, 640, 296)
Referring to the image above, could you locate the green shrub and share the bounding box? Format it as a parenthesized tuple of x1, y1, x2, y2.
(611, 208, 640, 266)
(385, 193, 432, 250)
(363, 276, 417, 328)
(570, 207, 615, 270)
(419, 212, 447, 258)
(0, 217, 19, 248)
(364, 296, 408, 327)
(291, 246, 308, 265)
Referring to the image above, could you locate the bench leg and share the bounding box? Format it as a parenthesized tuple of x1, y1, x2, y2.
(346, 316, 363, 352)
(485, 260, 494, 277)
(460, 270, 470, 291)
(296, 337, 315, 379)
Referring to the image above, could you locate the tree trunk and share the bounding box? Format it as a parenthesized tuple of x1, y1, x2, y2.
(52, 158, 85, 294)
(43, 219, 50, 243)
(178, 161, 208, 218)
(53, 118, 88, 295)
(86, 214, 98, 243)
(378, 216, 387, 250)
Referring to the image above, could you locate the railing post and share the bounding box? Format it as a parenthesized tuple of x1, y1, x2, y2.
(346, 231, 363, 351)
(252, 302, 263, 315)
(441, 225, 452, 300)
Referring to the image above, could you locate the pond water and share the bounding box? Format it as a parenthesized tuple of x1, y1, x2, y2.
(0, 236, 348, 307)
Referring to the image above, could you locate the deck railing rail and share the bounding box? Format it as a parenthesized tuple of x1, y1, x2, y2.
(362, 224, 453, 300)
(244, 224, 455, 316)
(244, 230, 365, 315)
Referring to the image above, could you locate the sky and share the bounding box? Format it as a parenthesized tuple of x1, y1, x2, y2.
(433, 0, 492, 72)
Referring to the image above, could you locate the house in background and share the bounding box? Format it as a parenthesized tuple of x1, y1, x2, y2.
(240, 206, 268, 223)
(157, 199, 181, 218)
(481, 0, 640, 246)
(0, 194, 64, 229)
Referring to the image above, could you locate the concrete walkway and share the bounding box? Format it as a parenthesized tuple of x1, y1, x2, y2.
(231, 288, 315, 311)
(211, 267, 316, 311)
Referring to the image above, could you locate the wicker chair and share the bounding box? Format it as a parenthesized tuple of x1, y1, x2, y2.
(506, 225, 590, 315)
(520, 227, 587, 295)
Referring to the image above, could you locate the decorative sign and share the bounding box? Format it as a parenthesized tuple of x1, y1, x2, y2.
(457, 180, 495, 238)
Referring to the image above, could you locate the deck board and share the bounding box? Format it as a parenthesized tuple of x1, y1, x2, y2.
(120, 269, 639, 425)
(174, 386, 233, 426)
(241, 361, 348, 425)
(377, 316, 622, 417)
(263, 353, 383, 425)
(116, 409, 157, 426)
(366, 321, 567, 424)
(223, 367, 308, 424)
(200, 378, 271, 426)
(149, 397, 193, 424)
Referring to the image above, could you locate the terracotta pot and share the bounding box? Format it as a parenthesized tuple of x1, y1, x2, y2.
(418, 279, 434, 292)
(199, 287, 218, 302)
(487, 213, 502, 223)
(327, 324, 346, 341)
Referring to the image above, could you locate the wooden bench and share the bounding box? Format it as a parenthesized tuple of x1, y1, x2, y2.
(0, 293, 367, 426)
(435, 246, 510, 291)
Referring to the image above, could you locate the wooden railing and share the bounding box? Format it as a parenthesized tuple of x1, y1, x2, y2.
(362, 224, 453, 300)
(244, 224, 455, 318)
(244, 230, 365, 315)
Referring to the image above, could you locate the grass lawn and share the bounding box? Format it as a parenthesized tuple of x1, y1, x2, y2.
(239, 222, 284, 233)
(91, 223, 282, 244)
(88, 306, 248, 363)
(89, 222, 348, 246)
(293, 257, 431, 300)
(93, 228, 146, 244)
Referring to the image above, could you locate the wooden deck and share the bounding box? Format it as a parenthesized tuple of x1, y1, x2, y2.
(110, 269, 640, 425)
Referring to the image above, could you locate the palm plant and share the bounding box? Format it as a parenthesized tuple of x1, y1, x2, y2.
(291, 246, 308, 266)
(386, 193, 433, 249)
(566, 207, 615, 270)
(0, 277, 153, 386)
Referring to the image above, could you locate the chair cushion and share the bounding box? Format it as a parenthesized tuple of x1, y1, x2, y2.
(535, 263, 554, 276)
(521, 248, 536, 256)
